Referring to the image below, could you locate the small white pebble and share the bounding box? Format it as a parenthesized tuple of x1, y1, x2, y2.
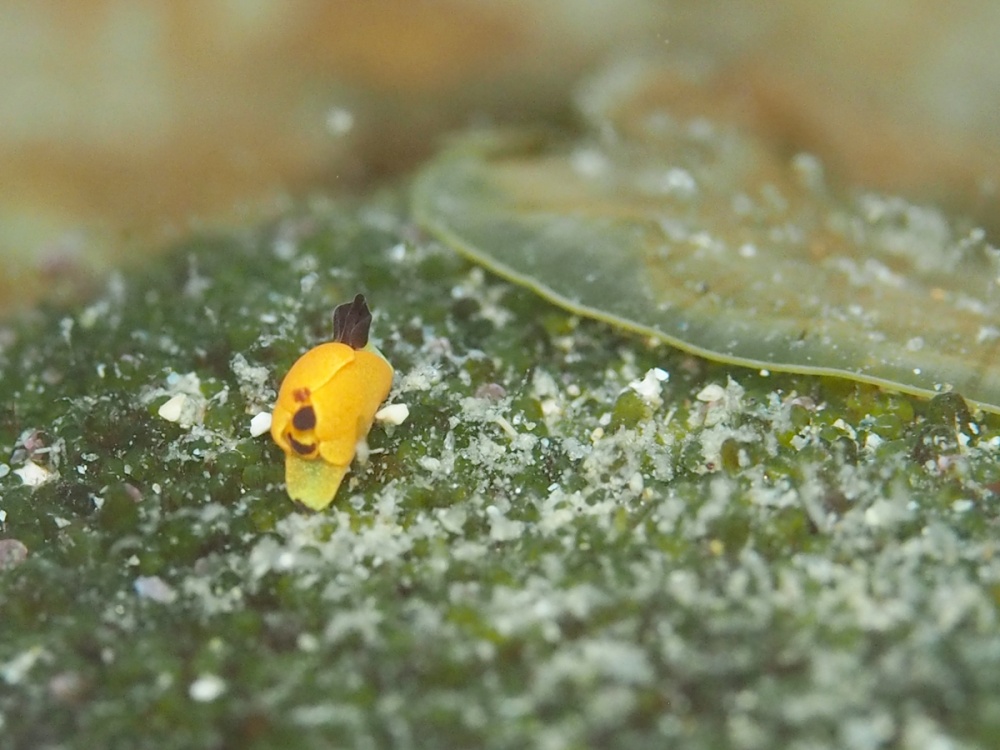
(628, 367, 670, 405)
(157, 394, 187, 423)
(696, 383, 726, 402)
(249, 412, 272, 438)
(297, 633, 319, 652)
(494, 415, 518, 439)
(13, 460, 55, 488)
(0, 646, 46, 685)
(189, 674, 226, 702)
(418, 456, 442, 472)
(628, 472, 644, 493)
(375, 403, 409, 426)
(134, 576, 178, 604)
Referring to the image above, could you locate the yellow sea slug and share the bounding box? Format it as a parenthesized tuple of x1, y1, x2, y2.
(270, 294, 393, 510)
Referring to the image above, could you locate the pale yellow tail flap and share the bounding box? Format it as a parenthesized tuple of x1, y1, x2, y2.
(283, 453, 348, 511)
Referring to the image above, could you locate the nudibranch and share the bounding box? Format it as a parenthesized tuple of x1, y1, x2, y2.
(270, 294, 393, 510)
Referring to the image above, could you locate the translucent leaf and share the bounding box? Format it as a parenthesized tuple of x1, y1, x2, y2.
(414, 65, 1000, 413)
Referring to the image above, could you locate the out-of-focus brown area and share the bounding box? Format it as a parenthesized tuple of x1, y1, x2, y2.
(2, 1, 998, 315)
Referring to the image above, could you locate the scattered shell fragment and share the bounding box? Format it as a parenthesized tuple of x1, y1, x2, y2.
(188, 674, 226, 702)
(696, 384, 727, 403)
(157, 394, 187, 423)
(629, 367, 670, 405)
(147, 371, 207, 427)
(375, 403, 410, 426)
(13, 460, 56, 488)
(249, 411, 273, 437)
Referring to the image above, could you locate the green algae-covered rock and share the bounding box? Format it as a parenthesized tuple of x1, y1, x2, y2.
(2, 201, 1000, 747)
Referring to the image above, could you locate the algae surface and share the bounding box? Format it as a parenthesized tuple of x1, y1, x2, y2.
(2, 197, 1000, 749)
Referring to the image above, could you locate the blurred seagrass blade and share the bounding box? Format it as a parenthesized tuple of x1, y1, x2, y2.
(413, 63, 1000, 414)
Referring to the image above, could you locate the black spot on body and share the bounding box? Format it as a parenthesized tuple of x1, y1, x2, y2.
(288, 435, 316, 456)
(293, 405, 316, 431)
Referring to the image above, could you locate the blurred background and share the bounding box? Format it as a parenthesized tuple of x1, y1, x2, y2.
(2, 0, 998, 315)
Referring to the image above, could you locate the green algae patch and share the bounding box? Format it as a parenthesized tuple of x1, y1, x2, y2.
(413, 64, 1000, 414)
(2, 193, 1000, 749)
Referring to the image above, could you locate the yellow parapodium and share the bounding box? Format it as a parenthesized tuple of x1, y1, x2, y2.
(270, 295, 394, 510)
